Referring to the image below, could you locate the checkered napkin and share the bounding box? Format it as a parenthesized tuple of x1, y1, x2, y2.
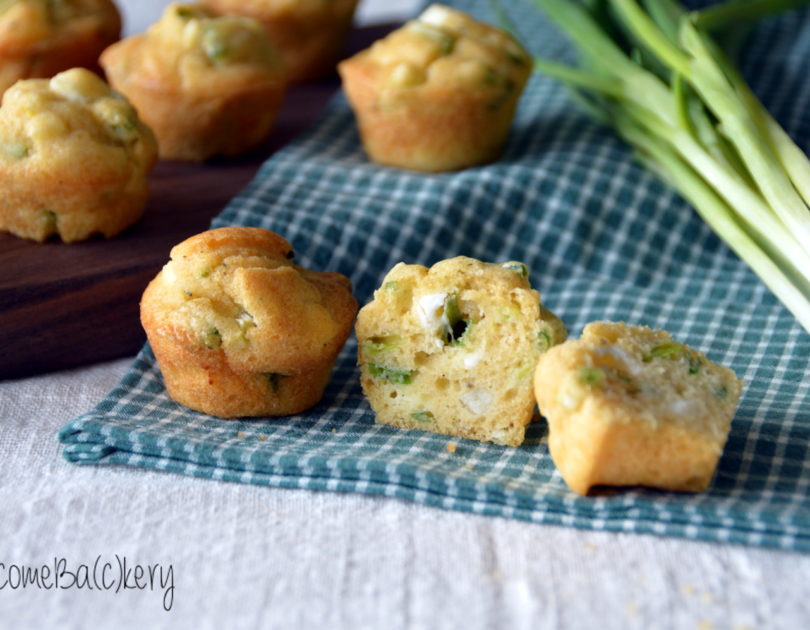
(59, 0, 810, 551)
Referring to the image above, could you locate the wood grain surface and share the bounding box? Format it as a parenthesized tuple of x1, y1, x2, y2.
(0, 24, 393, 380)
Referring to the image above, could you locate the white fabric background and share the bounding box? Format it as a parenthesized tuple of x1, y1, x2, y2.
(2, 1, 810, 628)
(2, 360, 810, 629)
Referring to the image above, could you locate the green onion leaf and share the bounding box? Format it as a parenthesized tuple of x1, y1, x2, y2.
(537, 329, 552, 351)
(369, 364, 414, 385)
(643, 340, 685, 361)
(442, 293, 470, 345)
(202, 26, 230, 64)
(501, 261, 529, 277)
(262, 372, 285, 392)
(578, 365, 606, 386)
(203, 327, 222, 349)
(506, 0, 810, 335)
(364, 336, 401, 355)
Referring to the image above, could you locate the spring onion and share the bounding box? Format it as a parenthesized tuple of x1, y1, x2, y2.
(262, 372, 285, 392)
(368, 364, 414, 385)
(364, 335, 402, 355)
(500, 0, 810, 333)
(578, 365, 606, 386)
(442, 293, 470, 345)
(538, 329, 553, 351)
(410, 410, 435, 422)
(203, 327, 222, 349)
(2, 142, 30, 159)
(643, 341, 687, 361)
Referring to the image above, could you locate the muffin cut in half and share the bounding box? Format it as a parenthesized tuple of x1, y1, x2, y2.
(101, 2, 286, 161)
(356, 257, 566, 446)
(141, 227, 358, 418)
(0, 67, 157, 242)
(338, 4, 532, 172)
(202, 0, 359, 82)
(534, 321, 744, 495)
(0, 0, 121, 95)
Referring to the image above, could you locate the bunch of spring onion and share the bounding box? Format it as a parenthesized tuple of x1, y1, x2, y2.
(498, 0, 810, 334)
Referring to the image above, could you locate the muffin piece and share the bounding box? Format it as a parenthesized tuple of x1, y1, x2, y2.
(356, 257, 566, 446)
(100, 2, 286, 161)
(338, 4, 531, 172)
(0, 0, 121, 95)
(533, 321, 744, 495)
(141, 227, 358, 418)
(202, 0, 359, 82)
(0, 68, 157, 242)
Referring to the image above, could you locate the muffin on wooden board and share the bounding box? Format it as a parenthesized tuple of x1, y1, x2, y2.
(202, 0, 359, 82)
(356, 257, 566, 446)
(0, 68, 157, 242)
(338, 4, 531, 172)
(0, 0, 121, 95)
(101, 2, 286, 162)
(534, 321, 743, 495)
(141, 227, 358, 418)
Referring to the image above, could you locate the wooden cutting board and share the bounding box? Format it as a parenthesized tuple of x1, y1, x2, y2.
(0, 25, 393, 380)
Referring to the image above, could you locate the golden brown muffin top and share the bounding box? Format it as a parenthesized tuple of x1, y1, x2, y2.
(0, 0, 120, 52)
(113, 2, 284, 90)
(353, 4, 529, 91)
(0, 67, 156, 171)
(144, 227, 358, 375)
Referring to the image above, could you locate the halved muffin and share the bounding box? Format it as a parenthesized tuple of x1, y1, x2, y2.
(534, 321, 743, 494)
(356, 257, 566, 446)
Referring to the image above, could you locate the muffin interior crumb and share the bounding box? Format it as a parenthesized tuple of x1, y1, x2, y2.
(357, 257, 566, 446)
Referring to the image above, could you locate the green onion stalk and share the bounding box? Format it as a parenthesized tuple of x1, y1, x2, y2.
(500, 0, 810, 334)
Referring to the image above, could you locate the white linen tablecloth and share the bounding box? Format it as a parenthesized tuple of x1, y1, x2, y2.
(2, 2, 810, 628)
(2, 359, 810, 628)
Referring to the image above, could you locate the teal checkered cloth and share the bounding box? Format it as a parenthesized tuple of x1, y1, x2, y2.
(59, 0, 810, 551)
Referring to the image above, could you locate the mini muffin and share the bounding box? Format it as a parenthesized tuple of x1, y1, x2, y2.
(0, 0, 121, 95)
(202, 0, 359, 82)
(338, 4, 532, 172)
(356, 257, 566, 446)
(141, 227, 358, 418)
(0, 68, 157, 242)
(101, 2, 286, 161)
(534, 322, 744, 495)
